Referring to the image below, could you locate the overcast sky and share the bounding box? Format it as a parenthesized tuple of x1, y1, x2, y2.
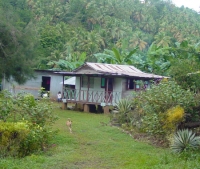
(172, 0, 200, 11)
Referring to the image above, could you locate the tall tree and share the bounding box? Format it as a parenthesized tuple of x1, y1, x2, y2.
(0, 0, 38, 84)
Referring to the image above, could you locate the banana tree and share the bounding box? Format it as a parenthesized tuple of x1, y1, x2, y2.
(47, 52, 87, 71)
(93, 47, 138, 65)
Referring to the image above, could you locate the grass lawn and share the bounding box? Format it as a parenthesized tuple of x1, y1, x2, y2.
(1, 103, 200, 169)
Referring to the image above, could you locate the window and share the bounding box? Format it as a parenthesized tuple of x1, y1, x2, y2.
(101, 77, 106, 88)
(144, 81, 148, 89)
(135, 80, 143, 90)
(127, 78, 134, 90)
(82, 76, 87, 88)
(81, 76, 94, 88)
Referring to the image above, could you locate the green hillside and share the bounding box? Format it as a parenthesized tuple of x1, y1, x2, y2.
(1, 0, 200, 83)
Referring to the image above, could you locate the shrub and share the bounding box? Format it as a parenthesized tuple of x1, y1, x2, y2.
(130, 80, 196, 138)
(0, 91, 58, 157)
(0, 122, 29, 157)
(115, 99, 132, 124)
(0, 90, 14, 121)
(163, 106, 185, 135)
(171, 129, 200, 153)
(19, 124, 56, 157)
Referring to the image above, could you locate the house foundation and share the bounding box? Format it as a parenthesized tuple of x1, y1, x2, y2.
(84, 104, 90, 112)
(103, 106, 110, 114)
(62, 103, 67, 110)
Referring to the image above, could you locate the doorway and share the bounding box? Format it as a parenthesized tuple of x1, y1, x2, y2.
(105, 78, 113, 103)
(42, 76, 51, 91)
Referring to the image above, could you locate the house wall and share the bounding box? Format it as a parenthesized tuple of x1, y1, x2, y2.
(48, 74, 63, 99)
(2, 71, 63, 99)
(74, 76, 123, 105)
(121, 78, 151, 99)
(121, 78, 134, 99)
(113, 77, 122, 93)
(64, 76, 153, 104)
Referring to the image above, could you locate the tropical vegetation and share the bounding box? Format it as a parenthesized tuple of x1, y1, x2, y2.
(0, 91, 57, 157)
(2, 108, 200, 168)
(1, 0, 200, 81)
(1, 0, 200, 158)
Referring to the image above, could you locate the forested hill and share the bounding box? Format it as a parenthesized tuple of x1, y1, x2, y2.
(27, 0, 200, 69)
(1, 0, 200, 82)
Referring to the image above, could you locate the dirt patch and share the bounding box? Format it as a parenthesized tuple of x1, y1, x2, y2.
(132, 133, 168, 147)
(116, 126, 169, 148)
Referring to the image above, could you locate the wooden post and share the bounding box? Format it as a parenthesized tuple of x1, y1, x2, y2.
(79, 76, 81, 101)
(103, 106, 110, 114)
(87, 76, 90, 102)
(106, 78, 109, 104)
(62, 102, 67, 110)
(62, 75, 65, 99)
(84, 104, 90, 112)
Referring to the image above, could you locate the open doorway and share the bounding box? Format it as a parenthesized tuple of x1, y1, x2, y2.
(42, 76, 51, 91)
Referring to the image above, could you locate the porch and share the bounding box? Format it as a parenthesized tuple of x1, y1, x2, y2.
(63, 88, 121, 105)
(62, 89, 122, 113)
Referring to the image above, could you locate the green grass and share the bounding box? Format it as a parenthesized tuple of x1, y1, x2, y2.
(1, 103, 200, 169)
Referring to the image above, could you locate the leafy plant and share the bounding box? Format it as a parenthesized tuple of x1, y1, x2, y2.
(0, 91, 58, 157)
(94, 48, 138, 65)
(171, 129, 200, 153)
(130, 80, 196, 138)
(115, 99, 132, 124)
(0, 121, 29, 157)
(163, 105, 185, 135)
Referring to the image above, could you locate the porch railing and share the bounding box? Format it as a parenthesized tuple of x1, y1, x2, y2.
(63, 89, 121, 105)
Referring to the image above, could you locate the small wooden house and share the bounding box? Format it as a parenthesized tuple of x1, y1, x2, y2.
(57, 62, 165, 113)
(2, 70, 63, 100)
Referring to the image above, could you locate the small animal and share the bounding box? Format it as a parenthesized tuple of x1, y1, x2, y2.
(66, 118, 72, 133)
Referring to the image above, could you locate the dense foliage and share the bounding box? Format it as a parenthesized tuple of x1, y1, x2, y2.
(0, 0, 38, 84)
(114, 80, 199, 143)
(0, 0, 199, 85)
(0, 91, 57, 157)
(1, 0, 200, 153)
(2, 0, 200, 72)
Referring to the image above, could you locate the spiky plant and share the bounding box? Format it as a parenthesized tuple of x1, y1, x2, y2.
(171, 129, 200, 153)
(115, 99, 132, 124)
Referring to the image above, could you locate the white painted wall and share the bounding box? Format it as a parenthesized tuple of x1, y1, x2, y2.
(113, 78, 122, 92)
(2, 71, 63, 99)
(74, 76, 123, 104)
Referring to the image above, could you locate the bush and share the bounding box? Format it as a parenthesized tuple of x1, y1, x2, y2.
(0, 122, 29, 157)
(0, 90, 14, 121)
(115, 99, 132, 124)
(19, 124, 56, 157)
(129, 80, 196, 138)
(171, 129, 200, 153)
(163, 105, 185, 135)
(0, 91, 58, 157)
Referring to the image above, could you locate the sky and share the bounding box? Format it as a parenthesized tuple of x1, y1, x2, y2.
(172, 0, 200, 12)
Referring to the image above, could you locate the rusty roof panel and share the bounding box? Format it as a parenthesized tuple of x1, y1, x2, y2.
(86, 62, 166, 78)
(55, 62, 168, 79)
(87, 62, 143, 73)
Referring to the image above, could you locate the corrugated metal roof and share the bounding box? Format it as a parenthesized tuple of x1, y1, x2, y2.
(85, 62, 165, 78)
(55, 62, 167, 79)
(86, 62, 143, 73)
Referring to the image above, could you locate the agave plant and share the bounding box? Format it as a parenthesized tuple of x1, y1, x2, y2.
(115, 99, 132, 124)
(171, 129, 200, 153)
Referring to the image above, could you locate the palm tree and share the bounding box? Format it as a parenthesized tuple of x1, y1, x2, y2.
(129, 32, 148, 50)
(94, 47, 138, 65)
(154, 32, 172, 48)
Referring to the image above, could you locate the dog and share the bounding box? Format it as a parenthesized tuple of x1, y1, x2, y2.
(66, 118, 72, 133)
